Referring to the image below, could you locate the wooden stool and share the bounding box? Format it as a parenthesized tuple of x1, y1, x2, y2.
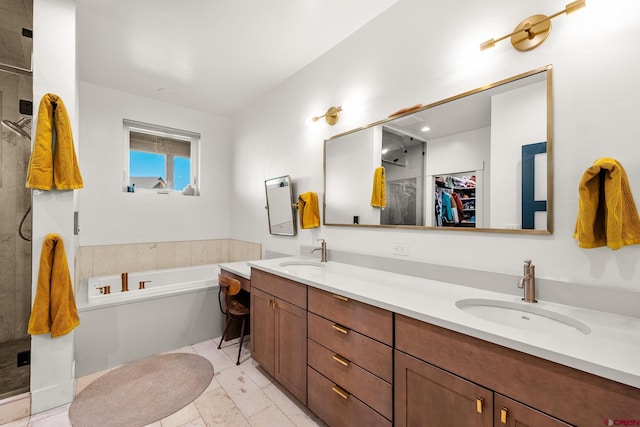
(217, 274, 250, 365)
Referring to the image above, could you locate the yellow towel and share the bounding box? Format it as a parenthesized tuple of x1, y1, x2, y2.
(574, 158, 640, 250)
(26, 93, 84, 190)
(371, 166, 386, 208)
(298, 192, 320, 229)
(27, 234, 80, 338)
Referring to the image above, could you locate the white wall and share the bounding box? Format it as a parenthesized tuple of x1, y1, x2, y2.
(30, 0, 77, 413)
(77, 82, 231, 245)
(230, 0, 640, 290)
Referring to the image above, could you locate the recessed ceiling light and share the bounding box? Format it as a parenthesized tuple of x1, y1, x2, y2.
(421, 126, 431, 132)
(382, 148, 388, 154)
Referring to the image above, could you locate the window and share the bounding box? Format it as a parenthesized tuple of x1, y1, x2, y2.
(123, 120, 200, 195)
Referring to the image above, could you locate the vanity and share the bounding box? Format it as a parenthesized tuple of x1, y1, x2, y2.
(248, 256, 640, 427)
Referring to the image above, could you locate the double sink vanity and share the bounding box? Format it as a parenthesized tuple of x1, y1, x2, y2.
(219, 256, 640, 426)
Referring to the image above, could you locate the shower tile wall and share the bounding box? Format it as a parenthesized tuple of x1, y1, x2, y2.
(0, 70, 32, 399)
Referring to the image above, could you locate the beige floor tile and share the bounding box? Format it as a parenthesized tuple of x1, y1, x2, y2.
(74, 367, 111, 396)
(239, 359, 272, 388)
(27, 410, 71, 427)
(216, 365, 274, 418)
(194, 388, 251, 427)
(193, 340, 237, 374)
(249, 404, 296, 427)
(165, 345, 197, 355)
(26, 405, 69, 424)
(220, 339, 251, 365)
(262, 384, 325, 427)
(0, 339, 328, 427)
(0, 418, 28, 427)
(159, 402, 201, 427)
(178, 418, 206, 427)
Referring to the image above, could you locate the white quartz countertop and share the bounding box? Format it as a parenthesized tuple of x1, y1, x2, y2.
(219, 261, 251, 280)
(248, 256, 640, 389)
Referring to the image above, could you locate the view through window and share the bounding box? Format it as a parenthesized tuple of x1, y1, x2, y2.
(124, 120, 200, 195)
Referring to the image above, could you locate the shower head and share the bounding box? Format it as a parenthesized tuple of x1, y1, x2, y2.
(2, 117, 32, 140)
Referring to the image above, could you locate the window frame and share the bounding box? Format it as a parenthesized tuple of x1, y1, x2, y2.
(123, 119, 200, 196)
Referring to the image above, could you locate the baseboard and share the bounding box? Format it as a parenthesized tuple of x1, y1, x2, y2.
(0, 392, 30, 424)
(30, 379, 74, 415)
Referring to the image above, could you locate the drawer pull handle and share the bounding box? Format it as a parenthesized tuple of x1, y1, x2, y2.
(476, 397, 484, 414)
(331, 324, 349, 334)
(332, 294, 349, 302)
(500, 407, 508, 424)
(332, 354, 350, 367)
(331, 385, 349, 400)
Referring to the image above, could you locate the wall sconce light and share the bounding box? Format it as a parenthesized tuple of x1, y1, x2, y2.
(311, 106, 342, 126)
(480, 0, 586, 52)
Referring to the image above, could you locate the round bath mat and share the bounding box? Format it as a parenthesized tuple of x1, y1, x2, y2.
(69, 353, 213, 427)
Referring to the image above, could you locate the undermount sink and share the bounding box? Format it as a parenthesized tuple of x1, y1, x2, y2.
(278, 260, 326, 276)
(456, 298, 591, 335)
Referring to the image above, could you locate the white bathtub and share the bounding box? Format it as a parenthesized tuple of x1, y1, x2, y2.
(77, 263, 222, 376)
(87, 264, 220, 306)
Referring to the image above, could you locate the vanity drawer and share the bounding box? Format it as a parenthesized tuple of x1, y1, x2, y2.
(308, 339, 392, 420)
(308, 367, 391, 427)
(250, 268, 306, 309)
(308, 312, 392, 383)
(308, 287, 392, 345)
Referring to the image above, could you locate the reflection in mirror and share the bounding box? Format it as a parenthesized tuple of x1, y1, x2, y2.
(324, 65, 552, 234)
(265, 175, 296, 236)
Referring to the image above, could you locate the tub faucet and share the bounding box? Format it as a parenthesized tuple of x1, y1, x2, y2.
(121, 272, 129, 292)
(518, 259, 537, 303)
(311, 239, 327, 262)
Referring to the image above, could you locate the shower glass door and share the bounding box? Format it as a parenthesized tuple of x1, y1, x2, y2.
(0, 0, 33, 400)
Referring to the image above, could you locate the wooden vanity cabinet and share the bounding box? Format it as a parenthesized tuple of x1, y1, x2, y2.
(307, 287, 393, 427)
(395, 350, 570, 427)
(250, 268, 307, 404)
(395, 314, 640, 427)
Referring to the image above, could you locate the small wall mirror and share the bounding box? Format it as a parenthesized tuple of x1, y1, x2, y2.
(324, 65, 553, 234)
(265, 175, 296, 236)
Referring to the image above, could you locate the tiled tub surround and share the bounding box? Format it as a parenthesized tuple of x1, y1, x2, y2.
(249, 256, 640, 390)
(74, 238, 261, 289)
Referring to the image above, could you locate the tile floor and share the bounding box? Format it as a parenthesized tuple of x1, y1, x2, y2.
(1, 337, 326, 427)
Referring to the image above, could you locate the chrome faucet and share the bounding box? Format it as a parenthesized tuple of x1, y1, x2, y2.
(518, 259, 537, 303)
(311, 239, 327, 262)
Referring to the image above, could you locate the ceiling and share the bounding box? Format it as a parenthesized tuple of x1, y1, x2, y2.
(76, 0, 399, 118)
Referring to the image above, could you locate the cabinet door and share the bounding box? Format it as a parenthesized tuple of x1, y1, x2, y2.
(274, 297, 307, 404)
(395, 350, 493, 427)
(494, 394, 574, 427)
(250, 287, 275, 375)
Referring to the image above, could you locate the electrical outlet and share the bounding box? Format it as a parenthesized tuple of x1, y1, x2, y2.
(392, 243, 409, 256)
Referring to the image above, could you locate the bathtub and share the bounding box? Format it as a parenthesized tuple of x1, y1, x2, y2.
(76, 263, 223, 377)
(87, 264, 220, 306)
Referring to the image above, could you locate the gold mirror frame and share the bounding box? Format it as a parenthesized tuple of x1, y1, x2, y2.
(323, 65, 553, 234)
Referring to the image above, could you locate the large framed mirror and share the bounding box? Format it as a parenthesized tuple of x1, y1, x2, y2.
(324, 65, 553, 234)
(265, 175, 296, 236)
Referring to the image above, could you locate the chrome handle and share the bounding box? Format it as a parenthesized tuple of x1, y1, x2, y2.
(332, 354, 350, 367)
(331, 324, 349, 334)
(331, 385, 349, 400)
